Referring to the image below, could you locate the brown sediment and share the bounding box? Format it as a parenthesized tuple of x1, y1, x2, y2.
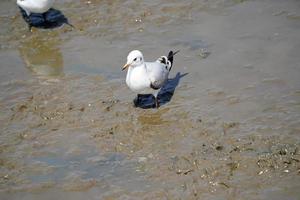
(0, 0, 300, 199)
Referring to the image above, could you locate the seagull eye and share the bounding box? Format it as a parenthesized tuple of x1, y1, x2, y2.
(133, 58, 137, 61)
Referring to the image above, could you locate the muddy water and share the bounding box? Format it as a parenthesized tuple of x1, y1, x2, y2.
(0, 0, 300, 199)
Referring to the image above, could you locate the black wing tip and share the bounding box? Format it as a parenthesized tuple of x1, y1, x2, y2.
(168, 50, 180, 59)
(167, 50, 179, 70)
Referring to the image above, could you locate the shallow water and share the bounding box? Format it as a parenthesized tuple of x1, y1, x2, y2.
(0, 0, 300, 199)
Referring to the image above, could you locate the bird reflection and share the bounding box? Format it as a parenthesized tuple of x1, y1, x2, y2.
(138, 108, 169, 126)
(19, 36, 63, 76)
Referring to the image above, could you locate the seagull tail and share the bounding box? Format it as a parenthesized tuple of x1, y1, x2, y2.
(167, 50, 179, 71)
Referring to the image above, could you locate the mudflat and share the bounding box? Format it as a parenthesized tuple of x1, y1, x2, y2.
(0, 0, 299, 199)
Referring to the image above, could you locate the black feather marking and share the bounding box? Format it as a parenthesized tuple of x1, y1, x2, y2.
(162, 57, 167, 65)
(150, 83, 160, 90)
(167, 50, 179, 71)
(158, 56, 167, 65)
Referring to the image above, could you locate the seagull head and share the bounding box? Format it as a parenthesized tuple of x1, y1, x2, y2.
(122, 50, 144, 71)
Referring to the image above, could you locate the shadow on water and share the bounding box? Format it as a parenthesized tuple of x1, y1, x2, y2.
(134, 72, 188, 109)
(19, 7, 73, 30)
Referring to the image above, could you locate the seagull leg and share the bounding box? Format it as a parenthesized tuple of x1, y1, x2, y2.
(42, 13, 47, 21)
(134, 94, 141, 107)
(137, 94, 141, 103)
(153, 91, 160, 108)
(155, 97, 159, 108)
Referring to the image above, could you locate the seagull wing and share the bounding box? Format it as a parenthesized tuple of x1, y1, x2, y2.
(145, 61, 169, 90)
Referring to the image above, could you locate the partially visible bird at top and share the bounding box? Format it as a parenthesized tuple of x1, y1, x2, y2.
(122, 50, 179, 108)
(17, 0, 55, 16)
(17, 0, 74, 30)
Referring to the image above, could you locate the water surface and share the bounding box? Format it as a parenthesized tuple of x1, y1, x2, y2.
(0, 0, 299, 199)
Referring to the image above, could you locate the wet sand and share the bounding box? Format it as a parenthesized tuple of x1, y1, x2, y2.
(0, 0, 300, 199)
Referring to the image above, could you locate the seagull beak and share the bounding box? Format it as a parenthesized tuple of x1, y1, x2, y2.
(122, 63, 131, 71)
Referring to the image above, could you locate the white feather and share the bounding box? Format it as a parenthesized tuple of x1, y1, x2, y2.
(17, 0, 55, 16)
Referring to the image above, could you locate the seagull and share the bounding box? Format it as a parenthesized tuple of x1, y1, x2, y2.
(17, 0, 55, 16)
(122, 50, 179, 108)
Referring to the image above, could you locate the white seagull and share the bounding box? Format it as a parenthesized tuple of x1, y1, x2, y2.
(17, 0, 55, 16)
(122, 50, 179, 108)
